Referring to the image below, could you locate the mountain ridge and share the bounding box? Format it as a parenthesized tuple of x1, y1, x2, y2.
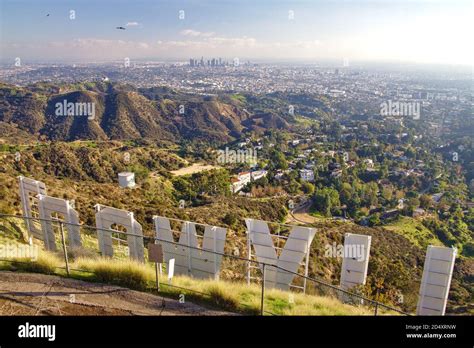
(0, 82, 293, 143)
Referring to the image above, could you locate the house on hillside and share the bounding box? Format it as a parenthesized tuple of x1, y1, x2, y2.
(251, 170, 268, 181)
(364, 159, 374, 168)
(230, 170, 268, 193)
(381, 209, 400, 220)
(300, 169, 314, 182)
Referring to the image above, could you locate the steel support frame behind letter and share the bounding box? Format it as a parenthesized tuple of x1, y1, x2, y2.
(212, 226, 218, 280)
(303, 232, 311, 294)
(18, 177, 31, 236)
(247, 227, 251, 285)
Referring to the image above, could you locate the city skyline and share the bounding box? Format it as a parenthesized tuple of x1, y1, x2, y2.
(0, 0, 472, 66)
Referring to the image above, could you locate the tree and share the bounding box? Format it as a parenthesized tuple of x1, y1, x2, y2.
(419, 194, 432, 209)
(323, 194, 331, 216)
(368, 213, 381, 226)
(381, 185, 393, 201)
(287, 178, 300, 195)
(363, 182, 379, 207)
(312, 187, 340, 217)
(269, 150, 288, 170)
(223, 212, 238, 227)
(301, 182, 315, 195)
(339, 182, 352, 204)
(172, 169, 230, 204)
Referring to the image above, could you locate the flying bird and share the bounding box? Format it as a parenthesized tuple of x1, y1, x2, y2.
(46, 14, 50, 17)
(116, 26, 126, 30)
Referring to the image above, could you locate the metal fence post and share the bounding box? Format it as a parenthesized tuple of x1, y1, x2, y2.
(59, 221, 70, 276)
(155, 262, 160, 292)
(260, 263, 266, 316)
(247, 231, 251, 285)
(374, 288, 380, 315)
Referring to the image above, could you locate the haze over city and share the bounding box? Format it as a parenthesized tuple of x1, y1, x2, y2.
(1, 0, 472, 65)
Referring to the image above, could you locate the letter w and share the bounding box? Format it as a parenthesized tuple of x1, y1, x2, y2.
(245, 219, 315, 290)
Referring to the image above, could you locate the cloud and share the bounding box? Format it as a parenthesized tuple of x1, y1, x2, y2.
(3, 34, 328, 61)
(65, 38, 149, 49)
(126, 22, 140, 27)
(180, 29, 215, 38)
(207, 36, 257, 48)
(167, 32, 257, 50)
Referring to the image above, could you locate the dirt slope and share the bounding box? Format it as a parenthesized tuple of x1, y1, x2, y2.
(0, 271, 232, 316)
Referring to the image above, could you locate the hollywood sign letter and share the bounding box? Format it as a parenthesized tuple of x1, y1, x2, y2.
(339, 233, 371, 303)
(340, 233, 371, 291)
(20, 177, 81, 250)
(153, 216, 227, 280)
(95, 204, 144, 262)
(37, 194, 81, 251)
(245, 218, 315, 290)
(417, 245, 456, 316)
(18, 176, 47, 239)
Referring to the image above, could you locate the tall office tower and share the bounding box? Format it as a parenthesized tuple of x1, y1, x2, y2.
(200, 56, 204, 66)
(190, 58, 195, 67)
(219, 58, 222, 66)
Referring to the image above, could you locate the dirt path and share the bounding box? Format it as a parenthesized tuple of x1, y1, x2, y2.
(0, 271, 232, 316)
(286, 200, 320, 225)
(170, 163, 220, 176)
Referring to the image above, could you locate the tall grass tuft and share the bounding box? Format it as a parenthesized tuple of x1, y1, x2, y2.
(205, 283, 240, 312)
(74, 257, 154, 290)
(7, 252, 61, 275)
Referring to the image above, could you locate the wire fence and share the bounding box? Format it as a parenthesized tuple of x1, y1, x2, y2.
(0, 213, 409, 316)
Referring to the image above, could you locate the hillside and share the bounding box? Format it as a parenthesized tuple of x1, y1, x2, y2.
(0, 143, 472, 314)
(383, 216, 444, 249)
(0, 82, 292, 144)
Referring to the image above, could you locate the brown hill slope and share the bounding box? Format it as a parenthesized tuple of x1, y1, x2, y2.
(0, 83, 291, 143)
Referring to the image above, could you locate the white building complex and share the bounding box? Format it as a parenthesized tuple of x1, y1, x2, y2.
(230, 170, 268, 193)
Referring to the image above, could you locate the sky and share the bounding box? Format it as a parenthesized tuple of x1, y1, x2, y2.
(0, 0, 472, 65)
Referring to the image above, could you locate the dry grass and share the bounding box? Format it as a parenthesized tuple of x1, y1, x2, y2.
(264, 288, 372, 315)
(69, 255, 377, 315)
(167, 276, 376, 315)
(74, 257, 154, 290)
(2, 252, 62, 275)
(0, 240, 391, 315)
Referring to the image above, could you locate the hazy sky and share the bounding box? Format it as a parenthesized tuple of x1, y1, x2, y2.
(1, 0, 472, 65)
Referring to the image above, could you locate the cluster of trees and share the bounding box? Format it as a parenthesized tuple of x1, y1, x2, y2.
(423, 207, 473, 256)
(172, 169, 230, 206)
(313, 187, 340, 217)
